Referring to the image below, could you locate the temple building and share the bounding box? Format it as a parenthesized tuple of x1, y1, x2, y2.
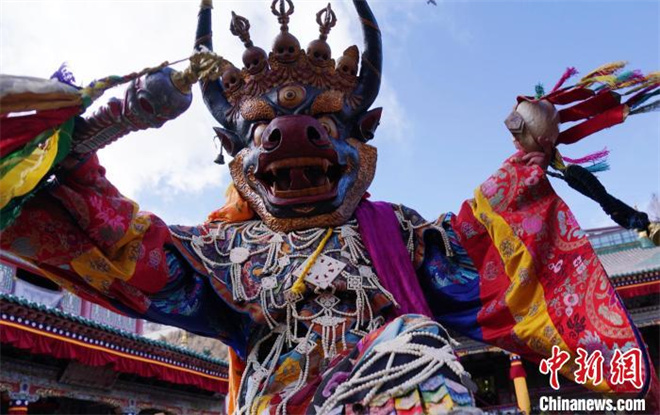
(1, 226, 658, 414)
(0, 253, 229, 415)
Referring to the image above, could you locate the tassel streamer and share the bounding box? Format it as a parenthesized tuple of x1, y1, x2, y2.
(630, 100, 660, 115)
(584, 161, 610, 173)
(623, 72, 660, 95)
(550, 67, 578, 93)
(625, 84, 660, 109)
(557, 104, 627, 145)
(535, 83, 545, 99)
(587, 74, 619, 88)
(562, 148, 610, 165)
(558, 91, 621, 122)
(591, 70, 643, 91)
(50, 62, 78, 87)
(579, 61, 627, 85)
(546, 87, 594, 105)
(608, 70, 645, 90)
(629, 89, 660, 109)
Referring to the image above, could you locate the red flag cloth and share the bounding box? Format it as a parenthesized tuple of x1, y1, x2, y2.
(559, 91, 621, 122)
(546, 87, 594, 105)
(454, 157, 656, 396)
(558, 104, 627, 144)
(1, 106, 81, 156)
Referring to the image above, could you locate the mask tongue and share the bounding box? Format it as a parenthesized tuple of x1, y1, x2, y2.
(289, 167, 312, 190)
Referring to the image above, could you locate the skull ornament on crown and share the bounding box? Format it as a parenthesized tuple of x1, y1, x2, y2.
(197, 0, 384, 232)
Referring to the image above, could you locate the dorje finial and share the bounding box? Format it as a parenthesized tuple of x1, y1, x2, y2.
(307, 3, 336, 66)
(270, 0, 300, 64)
(271, 0, 295, 32)
(230, 11, 253, 48)
(230, 11, 268, 75)
(316, 3, 336, 41)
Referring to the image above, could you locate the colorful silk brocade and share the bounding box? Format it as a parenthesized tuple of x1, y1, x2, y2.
(450, 156, 652, 395)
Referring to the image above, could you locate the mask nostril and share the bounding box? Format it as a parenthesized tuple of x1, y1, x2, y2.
(263, 128, 282, 150)
(307, 126, 321, 142)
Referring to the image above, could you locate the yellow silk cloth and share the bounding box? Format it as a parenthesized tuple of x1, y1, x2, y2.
(0, 130, 60, 208)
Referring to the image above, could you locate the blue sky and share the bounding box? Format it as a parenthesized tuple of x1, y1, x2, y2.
(1, 0, 658, 229)
(368, 0, 659, 228)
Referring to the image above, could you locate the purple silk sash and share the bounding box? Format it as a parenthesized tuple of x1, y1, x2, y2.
(354, 200, 433, 318)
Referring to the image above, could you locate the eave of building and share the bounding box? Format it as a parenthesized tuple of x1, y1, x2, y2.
(0, 292, 229, 393)
(0, 292, 227, 368)
(1, 358, 224, 415)
(597, 245, 660, 280)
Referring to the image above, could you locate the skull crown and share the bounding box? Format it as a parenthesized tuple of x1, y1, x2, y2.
(221, 0, 357, 96)
(196, 0, 384, 130)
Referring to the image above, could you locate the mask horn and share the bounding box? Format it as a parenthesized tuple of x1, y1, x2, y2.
(349, 0, 382, 118)
(195, 0, 233, 127)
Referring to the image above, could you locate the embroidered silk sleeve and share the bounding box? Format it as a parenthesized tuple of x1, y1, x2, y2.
(0, 154, 247, 351)
(136, 249, 250, 353)
(413, 156, 655, 397)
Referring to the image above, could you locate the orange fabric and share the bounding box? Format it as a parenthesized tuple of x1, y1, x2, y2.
(206, 184, 255, 224)
(227, 347, 247, 414)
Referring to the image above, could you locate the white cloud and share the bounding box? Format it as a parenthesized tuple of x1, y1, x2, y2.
(1, 0, 411, 216)
(373, 80, 410, 143)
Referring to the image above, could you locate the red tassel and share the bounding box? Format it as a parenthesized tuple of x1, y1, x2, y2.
(562, 148, 609, 164)
(550, 67, 578, 94)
